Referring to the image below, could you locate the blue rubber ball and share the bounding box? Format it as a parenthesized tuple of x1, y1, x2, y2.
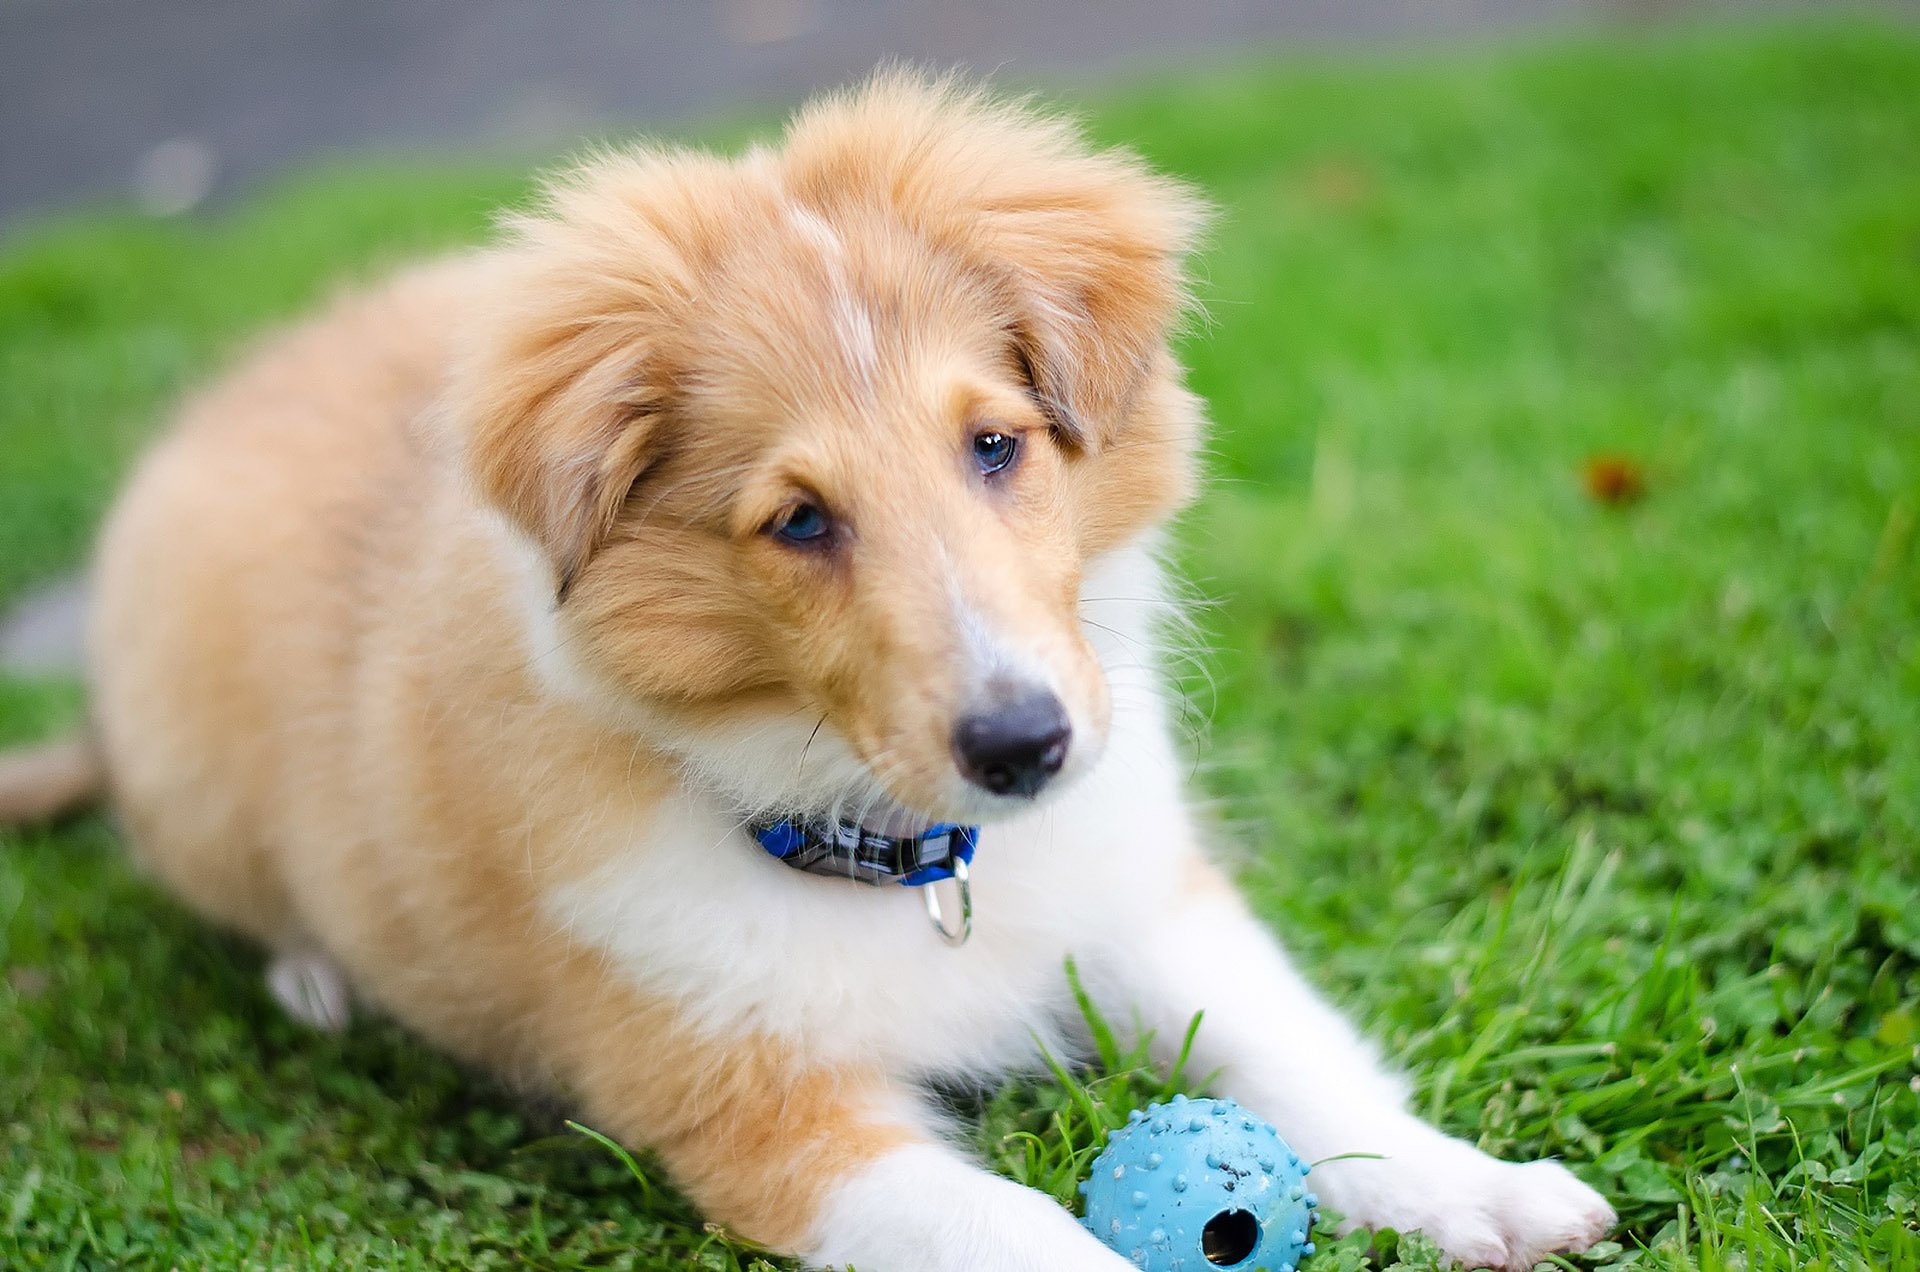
(1079, 1095, 1317, 1272)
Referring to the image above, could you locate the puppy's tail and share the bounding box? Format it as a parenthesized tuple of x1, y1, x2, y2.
(0, 572, 105, 824)
(0, 734, 104, 825)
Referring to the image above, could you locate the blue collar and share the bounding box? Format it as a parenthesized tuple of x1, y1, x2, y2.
(751, 818, 977, 885)
(750, 817, 979, 945)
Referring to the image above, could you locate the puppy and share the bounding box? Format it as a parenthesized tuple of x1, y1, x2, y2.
(0, 74, 1613, 1270)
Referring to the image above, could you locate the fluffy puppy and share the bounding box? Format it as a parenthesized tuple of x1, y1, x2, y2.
(0, 74, 1613, 1270)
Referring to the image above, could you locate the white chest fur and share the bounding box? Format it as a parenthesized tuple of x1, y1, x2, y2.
(538, 543, 1197, 1079)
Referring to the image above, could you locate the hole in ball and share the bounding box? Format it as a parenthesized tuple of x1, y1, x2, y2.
(1201, 1208, 1260, 1267)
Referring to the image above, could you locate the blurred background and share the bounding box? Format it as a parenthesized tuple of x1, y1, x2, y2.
(2, 0, 1898, 231)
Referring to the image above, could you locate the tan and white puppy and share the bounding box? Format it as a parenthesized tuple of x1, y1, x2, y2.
(0, 75, 1613, 1271)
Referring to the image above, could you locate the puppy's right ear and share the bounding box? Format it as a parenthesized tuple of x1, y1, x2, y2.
(452, 277, 663, 601)
(445, 158, 706, 601)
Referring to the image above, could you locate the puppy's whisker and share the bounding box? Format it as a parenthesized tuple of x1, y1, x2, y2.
(795, 714, 830, 783)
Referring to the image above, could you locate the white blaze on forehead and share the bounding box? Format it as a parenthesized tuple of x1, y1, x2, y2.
(939, 539, 1058, 700)
(786, 204, 879, 388)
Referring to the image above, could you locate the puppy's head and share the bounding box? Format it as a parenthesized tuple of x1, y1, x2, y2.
(450, 72, 1207, 826)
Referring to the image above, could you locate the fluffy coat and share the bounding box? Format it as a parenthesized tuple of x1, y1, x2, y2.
(3, 75, 1612, 1271)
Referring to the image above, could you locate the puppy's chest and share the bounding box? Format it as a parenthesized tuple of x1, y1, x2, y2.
(542, 786, 1177, 1078)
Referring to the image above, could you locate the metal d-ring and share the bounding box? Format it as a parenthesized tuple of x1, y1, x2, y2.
(923, 856, 972, 947)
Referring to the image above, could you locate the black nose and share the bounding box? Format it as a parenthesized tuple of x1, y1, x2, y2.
(953, 691, 1071, 798)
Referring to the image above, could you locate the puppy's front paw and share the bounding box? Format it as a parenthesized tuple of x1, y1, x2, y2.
(1314, 1133, 1614, 1270)
(807, 1144, 1141, 1272)
(266, 950, 352, 1032)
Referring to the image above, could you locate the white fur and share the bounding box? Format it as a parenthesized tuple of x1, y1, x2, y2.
(807, 1144, 1138, 1272)
(787, 204, 880, 388)
(542, 541, 1189, 1072)
(267, 949, 353, 1033)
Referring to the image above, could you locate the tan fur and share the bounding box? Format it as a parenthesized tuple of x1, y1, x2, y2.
(1178, 852, 1237, 901)
(0, 734, 103, 824)
(47, 73, 1206, 1253)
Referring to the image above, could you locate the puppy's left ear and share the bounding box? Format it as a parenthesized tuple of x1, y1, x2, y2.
(784, 76, 1207, 450)
(980, 148, 1207, 450)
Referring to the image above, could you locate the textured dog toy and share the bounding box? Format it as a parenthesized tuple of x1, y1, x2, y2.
(1079, 1095, 1317, 1271)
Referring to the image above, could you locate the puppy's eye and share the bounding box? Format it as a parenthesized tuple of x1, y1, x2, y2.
(973, 430, 1018, 476)
(769, 501, 833, 546)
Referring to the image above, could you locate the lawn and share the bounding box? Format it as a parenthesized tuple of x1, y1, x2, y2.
(3, 18, 1917, 1271)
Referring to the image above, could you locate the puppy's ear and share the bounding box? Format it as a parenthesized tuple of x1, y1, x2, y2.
(783, 73, 1208, 450)
(454, 288, 664, 600)
(977, 153, 1207, 451)
(446, 157, 708, 599)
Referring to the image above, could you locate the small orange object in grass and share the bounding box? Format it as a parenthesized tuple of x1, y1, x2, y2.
(1302, 155, 1375, 210)
(1583, 454, 1646, 506)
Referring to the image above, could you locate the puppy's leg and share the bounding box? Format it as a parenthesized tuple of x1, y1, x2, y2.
(266, 949, 353, 1032)
(806, 1142, 1142, 1272)
(556, 971, 1134, 1272)
(1091, 859, 1614, 1271)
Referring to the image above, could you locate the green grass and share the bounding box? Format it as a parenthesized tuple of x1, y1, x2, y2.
(3, 18, 1918, 1271)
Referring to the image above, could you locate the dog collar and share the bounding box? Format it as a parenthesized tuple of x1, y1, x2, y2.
(751, 818, 977, 946)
